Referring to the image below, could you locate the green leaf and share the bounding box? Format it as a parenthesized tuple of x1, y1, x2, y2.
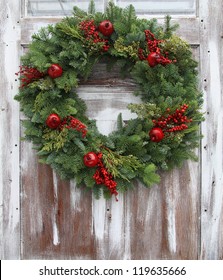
(142, 164, 160, 187)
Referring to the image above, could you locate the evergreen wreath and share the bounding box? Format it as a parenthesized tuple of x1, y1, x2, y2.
(15, 1, 204, 200)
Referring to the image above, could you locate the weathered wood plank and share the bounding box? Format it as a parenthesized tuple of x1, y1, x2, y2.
(199, 0, 223, 260)
(21, 141, 96, 259)
(128, 160, 200, 260)
(17, 0, 223, 260)
(0, 0, 21, 259)
(20, 68, 200, 259)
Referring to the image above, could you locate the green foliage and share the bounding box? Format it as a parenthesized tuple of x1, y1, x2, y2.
(14, 1, 204, 200)
(88, 0, 96, 15)
(41, 128, 68, 152)
(101, 147, 143, 181)
(142, 164, 160, 187)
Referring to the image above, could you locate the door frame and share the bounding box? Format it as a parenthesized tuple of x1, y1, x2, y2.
(0, 0, 222, 259)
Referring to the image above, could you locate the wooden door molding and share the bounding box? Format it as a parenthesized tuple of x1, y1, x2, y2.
(19, 11, 202, 259)
(199, 0, 223, 260)
(0, 0, 21, 259)
(0, 0, 222, 260)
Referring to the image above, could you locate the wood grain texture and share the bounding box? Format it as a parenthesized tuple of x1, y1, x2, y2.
(0, 0, 21, 259)
(20, 71, 200, 259)
(1, 0, 223, 260)
(199, 0, 223, 260)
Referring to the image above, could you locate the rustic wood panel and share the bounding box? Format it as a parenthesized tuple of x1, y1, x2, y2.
(199, 0, 223, 259)
(0, 0, 21, 259)
(20, 70, 200, 259)
(1, 0, 223, 260)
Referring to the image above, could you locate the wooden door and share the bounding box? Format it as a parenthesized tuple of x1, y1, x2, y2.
(0, 0, 222, 259)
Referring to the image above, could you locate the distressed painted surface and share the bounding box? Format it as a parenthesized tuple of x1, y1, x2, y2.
(199, 0, 223, 259)
(1, 0, 223, 260)
(25, 0, 196, 16)
(0, 0, 21, 259)
(20, 69, 200, 259)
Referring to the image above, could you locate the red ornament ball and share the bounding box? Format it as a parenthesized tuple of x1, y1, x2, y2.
(83, 152, 99, 167)
(149, 127, 164, 142)
(46, 113, 61, 129)
(98, 20, 114, 36)
(147, 52, 160, 67)
(47, 64, 63, 78)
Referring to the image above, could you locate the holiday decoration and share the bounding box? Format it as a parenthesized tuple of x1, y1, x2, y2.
(46, 113, 61, 129)
(152, 104, 193, 133)
(15, 1, 204, 200)
(98, 20, 114, 36)
(147, 52, 160, 67)
(140, 29, 176, 67)
(63, 116, 87, 138)
(93, 153, 118, 200)
(47, 64, 63, 78)
(15, 66, 44, 87)
(149, 127, 164, 142)
(80, 20, 110, 52)
(83, 152, 99, 167)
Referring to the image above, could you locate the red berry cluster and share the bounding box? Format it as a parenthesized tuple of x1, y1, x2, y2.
(16, 66, 45, 87)
(138, 48, 147, 60)
(79, 20, 110, 52)
(145, 30, 162, 52)
(61, 116, 87, 138)
(93, 153, 118, 200)
(46, 113, 87, 137)
(152, 104, 192, 133)
(138, 30, 176, 67)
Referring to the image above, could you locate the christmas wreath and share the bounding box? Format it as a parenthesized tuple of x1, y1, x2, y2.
(15, 1, 204, 200)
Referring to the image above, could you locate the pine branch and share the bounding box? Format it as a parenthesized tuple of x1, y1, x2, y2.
(117, 113, 123, 132)
(88, 0, 96, 15)
(163, 15, 179, 38)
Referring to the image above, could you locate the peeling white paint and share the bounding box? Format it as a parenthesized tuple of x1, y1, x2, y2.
(52, 215, 60, 246)
(1, 0, 222, 260)
(108, 195, 124, 257)
(166, 171, 178, 254)
(70, 180, 81, 212)
(167, 208, 177, 254)
(201, 21, 223, 258)
(123, 195, 132, 260)
(0, 0, 21, 258)
(92, 198, 107, 240)
(52, 172, 60, 246)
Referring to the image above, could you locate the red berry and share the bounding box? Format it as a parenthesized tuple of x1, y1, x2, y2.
(83, 152, 99, 167)
(98, 20, 114, 36)
(47, 64, 63, 78)
(147, 52, 160, 67)
(46, 113, 61, 129)
(149, 127, 164, 142)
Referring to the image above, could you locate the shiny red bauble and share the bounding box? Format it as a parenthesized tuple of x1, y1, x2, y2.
(47, 64, 63, 78)
(147, 52, 160, 67)
(83, 152, 99, 167)
(98, 20, 114, 36)
(46, 113, 61, 129)
(149, 127, 164, 142)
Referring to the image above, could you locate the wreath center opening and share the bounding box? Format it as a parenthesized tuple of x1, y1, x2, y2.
(78, 63, 141, 136)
